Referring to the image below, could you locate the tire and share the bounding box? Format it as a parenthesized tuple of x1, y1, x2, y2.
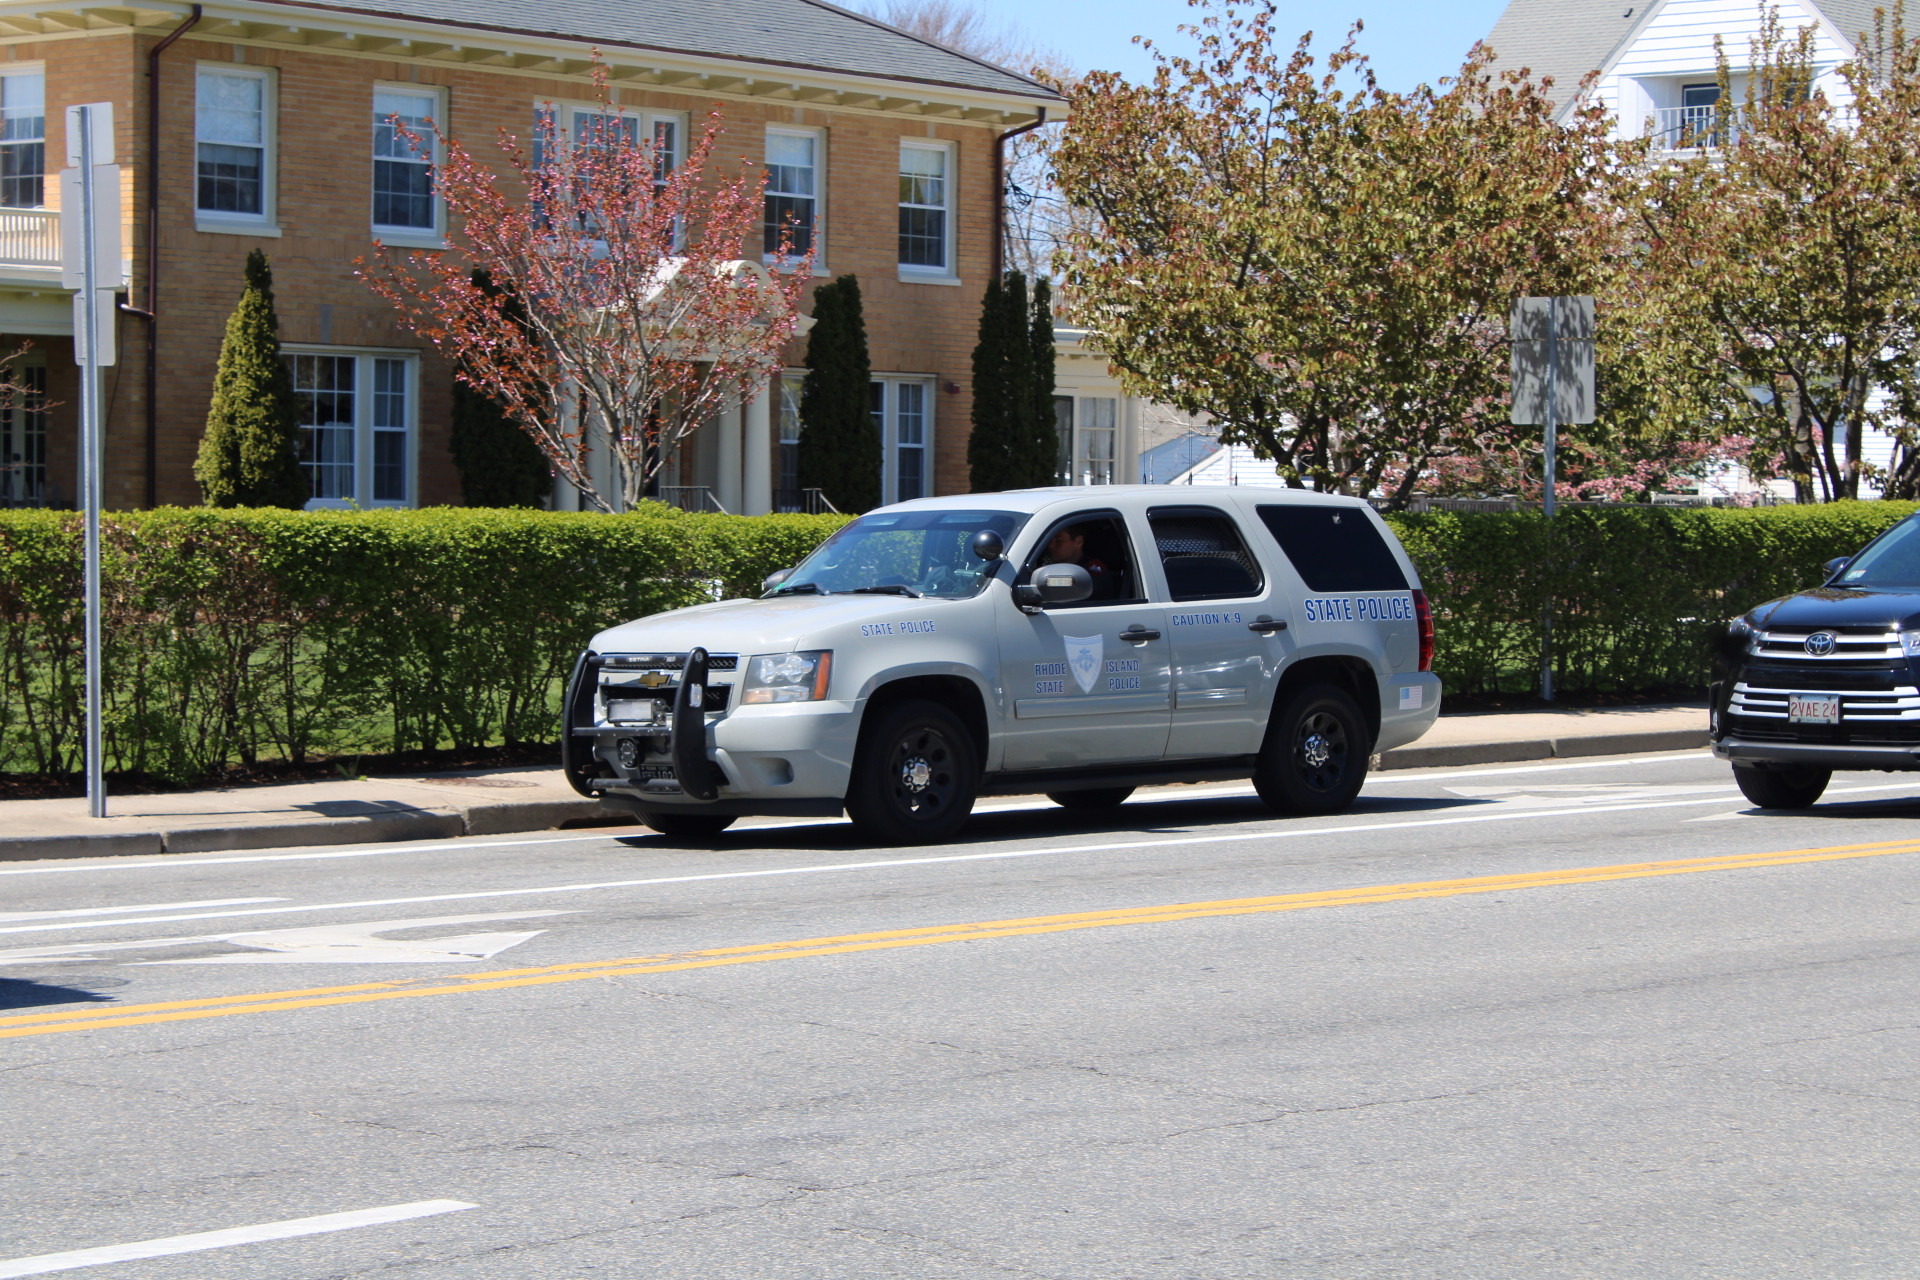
(1253, 682, 1371, 816)
(639, 810, 738, 840)
(1047, 787, 1135, 811)
(1732, 764, 1831, 809)
(845, 699, 980, 844)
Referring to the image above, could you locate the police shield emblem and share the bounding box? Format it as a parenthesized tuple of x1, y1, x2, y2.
(1063, 634, 1103, 694)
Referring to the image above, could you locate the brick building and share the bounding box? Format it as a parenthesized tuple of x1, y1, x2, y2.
(0, 0, 1060, 512)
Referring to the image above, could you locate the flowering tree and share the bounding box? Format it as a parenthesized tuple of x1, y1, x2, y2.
(1050, 1, 1627, 508)
(1625, 6, 1920, 502)
(361, 70, 810, 512)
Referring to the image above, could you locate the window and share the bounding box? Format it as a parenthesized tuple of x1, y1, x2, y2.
(372, 88, 438, 234)
(0, 360, 46, 504)
(1052, 396, 1073, 482)
(197, 66, 271, 220)
(286, 350, 415, 507)
(533, 102, 682, 209)
(764, 128, 819, 259)
(775, 372, 805, 511)
(899, 142, 952, 273)
(1680, 83, 1721, 146)
(1256, 503, 1406, 592)
(0, 71, 43, 208)
(1148, 507, 1264, 602)
(870, 376, 936, 504)
(1021, 511, 1143, 604)
(1075, 398, 1117, 485)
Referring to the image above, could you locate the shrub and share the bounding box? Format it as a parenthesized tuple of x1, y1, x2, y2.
(193, 250, 308, 509)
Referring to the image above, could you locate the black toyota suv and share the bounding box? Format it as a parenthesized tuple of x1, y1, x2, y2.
(1712, 512, 1920, 807)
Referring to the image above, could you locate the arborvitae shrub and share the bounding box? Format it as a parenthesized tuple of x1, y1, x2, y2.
(194, 250, 308, 509)
(797, 275, 880, 513)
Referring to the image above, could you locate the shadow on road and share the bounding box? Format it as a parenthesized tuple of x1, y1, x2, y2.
(0, 976, 121, 1010)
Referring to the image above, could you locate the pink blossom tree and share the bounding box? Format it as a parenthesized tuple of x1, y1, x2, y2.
(360, 68, 811, 512)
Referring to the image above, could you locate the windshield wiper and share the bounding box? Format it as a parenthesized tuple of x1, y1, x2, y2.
(770, 582, 822, 596)
(852, 584, 923, 598)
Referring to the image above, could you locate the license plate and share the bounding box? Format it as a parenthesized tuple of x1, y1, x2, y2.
(1788, 693, 1840, 724)
(632, 763, 676, 781)
(605, 699, 659, 724)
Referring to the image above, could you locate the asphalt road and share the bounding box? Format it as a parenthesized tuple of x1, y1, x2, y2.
(5, 748, 1920, 1279)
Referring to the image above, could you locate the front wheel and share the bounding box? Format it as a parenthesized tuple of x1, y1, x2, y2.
(639, 811, 737, 840)
(845, 699, 980, 845)
(1732, 764, 1830, 809)
(1047, 787, 1135, 812)
(1254, 682, 1371, 816)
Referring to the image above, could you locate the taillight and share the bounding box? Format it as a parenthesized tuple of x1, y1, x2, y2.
(1413, 589, 1434, 672)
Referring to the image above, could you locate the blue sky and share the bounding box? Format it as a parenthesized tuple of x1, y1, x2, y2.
(972, 0, 1515, 92)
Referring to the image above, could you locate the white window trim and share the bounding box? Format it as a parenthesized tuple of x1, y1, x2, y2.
(873, 373, 937, 505)
(195, 63, 277, 232)
(284, 345, 420, 511)
(0, 63, 46, 211)
(764, 124, 827, 275)
(537, 99, 687, 169)
(897, 138, 957, 285)
(371, 81, 447, 248)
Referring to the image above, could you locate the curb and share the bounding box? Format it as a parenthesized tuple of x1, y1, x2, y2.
(0, 797, 639, 863)
(0, 737, 1708, 863)
(1378, 727, 1709, 771)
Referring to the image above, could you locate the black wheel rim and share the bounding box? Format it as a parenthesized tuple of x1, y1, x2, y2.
(1293, 709, 1350, 794)
(886, 723, 959, 822)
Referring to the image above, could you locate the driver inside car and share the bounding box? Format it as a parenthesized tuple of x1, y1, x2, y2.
(1044, 524, 1122, 601)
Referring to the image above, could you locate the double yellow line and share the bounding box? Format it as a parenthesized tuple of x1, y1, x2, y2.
(8, 836, 1920, 1041)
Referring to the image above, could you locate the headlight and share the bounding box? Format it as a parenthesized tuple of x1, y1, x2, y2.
(741, 650, 832, 704)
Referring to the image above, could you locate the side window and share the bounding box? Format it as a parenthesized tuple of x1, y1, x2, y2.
(1022, 512, 1142, 605)
(1148, 507, 1263, 602)
(196, 65, 272, 222)
(372, 87, 439, 235)
(1256, 504, 1407, 591)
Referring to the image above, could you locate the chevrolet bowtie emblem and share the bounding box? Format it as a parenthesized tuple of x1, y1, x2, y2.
(638, 671, 670, 687)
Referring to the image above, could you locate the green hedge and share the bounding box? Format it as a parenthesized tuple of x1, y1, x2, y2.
(1383, 502, 1920, 696)
(2, 502, 1914, 781)
(0, 507, 847, 781)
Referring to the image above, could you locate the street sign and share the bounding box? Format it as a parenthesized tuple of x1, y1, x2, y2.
(70, 288, 116, 365)
(1510, 295, 1595, 426)
(58, 165, 123, 292)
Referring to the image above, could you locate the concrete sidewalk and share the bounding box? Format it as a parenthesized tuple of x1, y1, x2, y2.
(0, 703, 1709, 862)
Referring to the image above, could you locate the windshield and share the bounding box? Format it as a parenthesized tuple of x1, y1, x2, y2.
(772, 509, 1029, 600)
(1838, 517, 1920, 588)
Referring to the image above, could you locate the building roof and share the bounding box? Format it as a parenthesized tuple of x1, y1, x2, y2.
(265, 0, 1061, 102)
(1482, 0, 1881, 114)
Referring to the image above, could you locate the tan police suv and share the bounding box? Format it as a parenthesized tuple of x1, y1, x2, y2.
(562, 487, 1439, 844)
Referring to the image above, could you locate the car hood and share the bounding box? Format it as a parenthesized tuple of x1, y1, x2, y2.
(589, 592, 955, 657)
(1748, 587, 1920, 630)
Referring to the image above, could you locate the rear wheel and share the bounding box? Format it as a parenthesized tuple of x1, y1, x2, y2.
(1254, 682, 1371, 816)
(845, 699, 979, 845)
(1732, 764, 1830, 809)
(1047, 787, 1135, 812)
(639, 811, 737, 840)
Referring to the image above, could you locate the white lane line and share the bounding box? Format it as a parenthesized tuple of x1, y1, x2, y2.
(0, 1200, 475, 1278)
(0, 898, 283, 923)
(8, 781, 1919, 947)
(0, 750, 1728, 880)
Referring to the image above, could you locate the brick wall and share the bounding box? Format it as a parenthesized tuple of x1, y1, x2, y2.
(9, 28, 1004, 509)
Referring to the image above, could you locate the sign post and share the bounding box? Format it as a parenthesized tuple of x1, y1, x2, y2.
(1511, 295, 1595, 702)
(59, 103, 121, 817)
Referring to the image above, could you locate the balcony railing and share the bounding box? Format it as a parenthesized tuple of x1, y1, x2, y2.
(654, 485, 729, 514)
(1644, 103, 1856, 151)
(0, 207, 59, 268)
(773, 487, 840, 514)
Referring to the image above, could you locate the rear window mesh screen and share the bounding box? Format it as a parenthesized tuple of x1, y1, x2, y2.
(1257, 504, 1407, 592)
(1148, 511, 1263, 602)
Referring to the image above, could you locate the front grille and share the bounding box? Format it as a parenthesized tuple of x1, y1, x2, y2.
(598, 682, 730, 720)
(1739, 663, 1909, 691)
(600, 652, 739, 672)
(1750, 626, 1902, 661)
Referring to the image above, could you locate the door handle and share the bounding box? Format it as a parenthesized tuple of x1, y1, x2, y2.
(1248, 619, 1289, 633)
(1119, 627, 1160, 643)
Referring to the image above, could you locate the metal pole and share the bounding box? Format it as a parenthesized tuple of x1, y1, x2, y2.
(1541, 303, 1557, 703)
(79, 106, 105, 817)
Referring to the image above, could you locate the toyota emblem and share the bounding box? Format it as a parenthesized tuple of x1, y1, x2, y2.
(1805, 631, 1838, 657)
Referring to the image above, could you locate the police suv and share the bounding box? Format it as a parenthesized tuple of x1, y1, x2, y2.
(1712, 510, 1920, 808)
(563, 487, 1440, 843)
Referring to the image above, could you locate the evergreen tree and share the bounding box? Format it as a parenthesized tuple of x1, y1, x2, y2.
(449, 270, 552, 508)
(1027, 276, 1061, 484)
(968, 270, 1041, 491)
(194, 250, 308, 509)
(797, 274, 880, 512)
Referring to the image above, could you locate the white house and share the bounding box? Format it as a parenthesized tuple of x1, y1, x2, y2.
(1484, 0, 1892, 498)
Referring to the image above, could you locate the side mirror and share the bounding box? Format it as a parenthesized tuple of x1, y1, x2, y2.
(763, 567, 793, 593)
(1824, 557, 1851, 582)
(1012, 562, 1093, 609)
(971, 529, 1004, 561)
